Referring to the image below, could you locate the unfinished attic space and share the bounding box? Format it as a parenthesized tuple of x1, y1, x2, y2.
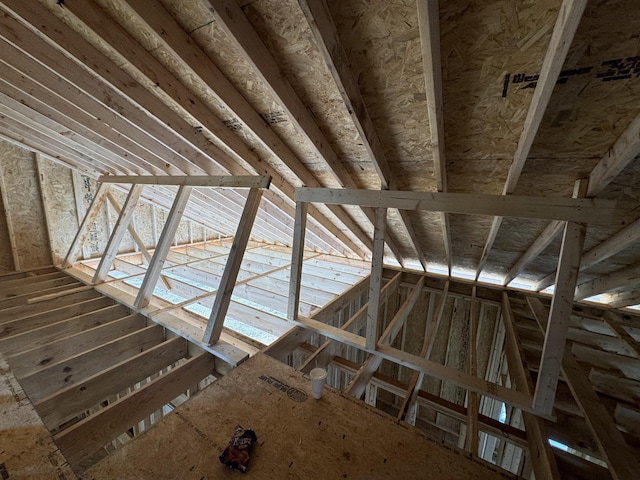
(1, 0, 640, 478)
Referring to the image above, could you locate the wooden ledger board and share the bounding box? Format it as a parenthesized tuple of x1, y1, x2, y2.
(87, 353, 515, 479)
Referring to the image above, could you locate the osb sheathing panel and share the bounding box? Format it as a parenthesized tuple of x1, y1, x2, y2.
(0, 181, 14, 273)
(88, 353, 516, 480)
(39, 158, 79, 265)
(0, 143, 51, 268)
(108, 188, 136, 253)
(0, 357, 77, 480)
(328, 0, 434, 191)
(530, 0, 640, 161)
(72, 172, 110, 259)
(134, 202, 156, 249)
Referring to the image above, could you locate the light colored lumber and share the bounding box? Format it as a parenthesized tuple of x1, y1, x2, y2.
(292, 313, 535, 414)
(533, 181, 587, 415)
(54, 351, 214, 467)
(98, 174, 271, 188)
(0, 303, 129, 356)
(603, 311, 640, 357)
(587, 112, 640, 197)
(504, 0, 587, 193)
(465, 286, 479, 455)
(9, 313, 145, 378)
(575, 262, 640, 300)
(287, 201, 308, 322)
(295, 188, 616, 224)
(365, 207, 387, 350)
(528, 297, 640, 480)
(0, 276, 79, 299)
(26, 285, 94, 304)
(135, 185, 192, 308)
(400, 282, 449, 423)
(298, 0, 424, 268)
(476, 0, 587, 278)
(0, 296, 113, 338)
(36, 336, 188, 430)
(503, 221, 564, 286)
(19, 324, 165, 403)
(346, 277, 425, 398)
(106, 191, 172, 290)
(502, 294, 560, 480)
(203, 188, 263, 345)
(62, 182, 110, 268)
(98, 0, 370, 257)
(93, 184, 143, 283)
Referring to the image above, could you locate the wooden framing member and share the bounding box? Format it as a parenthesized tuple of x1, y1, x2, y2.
(93, 184, 144, 283)
(465, 286, 479, 455)
(75, 0, 369, 258)
(297, 0, 425, 270)
(534, 114, 640, 292)
(295, 188, 616, 224)
(287, 201, 308, 322)
(98, 175, 271, 189)
(528, 297, 640, 480)
(205, 0, 408, 265)
(345, 277, 425, 399)
(417, 0, 452, 273)
(36, 336, 188, 430)
(106, 191, 172, 290)
(502, 293, 560, 480)
(135, 185, 192, 308)
(399, 281, 448, 423)
(298, 272, 401, 374)
(54, 351, 215, 467)
(574, 262, 640, 301)
(267, 273, 372, 363)
(62, 182, 111, 268)
(475, 0, 587, 278)
(533, 180, 587, 415)
(365, 207, 387, 350)
(503, 221, 564, 286)
(203, 188, 264, 345)
(603, 311, 640, 357)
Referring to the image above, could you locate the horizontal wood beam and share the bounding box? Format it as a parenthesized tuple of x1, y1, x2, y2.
(295, 188, 617, 224)
(98, 175, 271, 189)
(36, 336, 187, 430)
(54, 351, 214, 466)
(292, 313, 535, 414)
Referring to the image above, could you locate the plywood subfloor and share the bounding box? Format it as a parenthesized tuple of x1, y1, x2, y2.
(87, 353, 515, 479)
(0, 357, 77, 480)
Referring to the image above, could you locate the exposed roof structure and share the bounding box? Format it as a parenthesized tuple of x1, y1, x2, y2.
(1, 0, 640, 479)
(0, 0, 637, 295)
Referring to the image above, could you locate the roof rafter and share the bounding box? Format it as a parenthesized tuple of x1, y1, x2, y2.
(296, 0, 425, 269)
(205, 0, 410, 267)
(417, 0, 452, 274)
(6, 0, 368, 258)
(105, 0, 373, 259)
(475, 0, 587, 280)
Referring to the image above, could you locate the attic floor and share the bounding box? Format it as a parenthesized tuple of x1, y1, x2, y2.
(0, 356, 77, 479)
(86, 353, 515, 480)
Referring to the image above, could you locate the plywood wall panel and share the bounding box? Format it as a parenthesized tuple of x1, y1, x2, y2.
(38, 157, 79, 265)
(0, 141, 51, 269)
(0, 179, 14, 273)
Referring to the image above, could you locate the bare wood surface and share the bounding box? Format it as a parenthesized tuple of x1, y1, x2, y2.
(56, 351, 215, 468)
(87, 353, 516, 479)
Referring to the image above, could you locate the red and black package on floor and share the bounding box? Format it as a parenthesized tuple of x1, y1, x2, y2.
(219, 425, 258, 473)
